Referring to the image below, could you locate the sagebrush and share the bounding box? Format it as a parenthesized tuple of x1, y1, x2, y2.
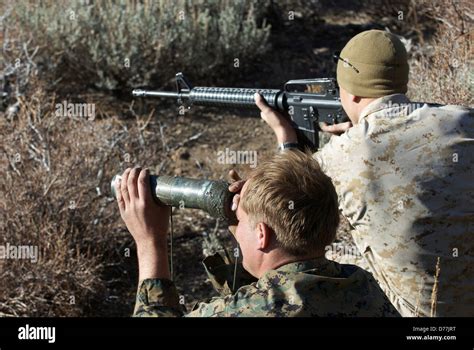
(1, 0, 271, 101)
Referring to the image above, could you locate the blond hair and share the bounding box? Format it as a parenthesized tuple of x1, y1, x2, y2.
(241, 150, 340, 256)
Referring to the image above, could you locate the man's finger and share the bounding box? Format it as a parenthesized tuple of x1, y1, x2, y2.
(254, 93, 273, 114)
(229, 180, 245, 193)
(320, 121, 353, 135)
(121, 168, 132, 205)
(137, 168, 152, 202)
(114, 176, 125, 212)
(231, 194, 241, 211)
(228, 169, 242, 183)
(127, 167, 141, 200)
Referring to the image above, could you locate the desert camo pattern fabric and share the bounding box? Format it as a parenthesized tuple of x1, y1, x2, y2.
(314, 94, 474, 316)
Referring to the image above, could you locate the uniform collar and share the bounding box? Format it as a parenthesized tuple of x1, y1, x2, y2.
(359, 94, 411, 121)
(271, 256, 333, 274)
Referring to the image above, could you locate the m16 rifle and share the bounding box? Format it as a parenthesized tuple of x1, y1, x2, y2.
(133, 73, 348, 150)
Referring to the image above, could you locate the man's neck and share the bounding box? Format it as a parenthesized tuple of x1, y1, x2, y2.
(354, 97, 379, 123)
(255, 250, 324, 279)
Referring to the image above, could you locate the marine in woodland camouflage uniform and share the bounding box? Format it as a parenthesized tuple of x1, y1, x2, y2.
(134, 249, 399, 317)
(128, 151, 400, 317)
(311, 31, 474, 317)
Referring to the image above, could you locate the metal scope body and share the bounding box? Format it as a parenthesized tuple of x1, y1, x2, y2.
(111, 174, 237, 224)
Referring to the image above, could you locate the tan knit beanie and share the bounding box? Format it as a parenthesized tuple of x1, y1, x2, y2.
(336, 30, 409, 97)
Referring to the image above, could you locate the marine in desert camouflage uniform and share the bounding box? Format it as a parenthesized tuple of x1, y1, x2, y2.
(115, 151, 399, 317)
(256, 30, 473, 317)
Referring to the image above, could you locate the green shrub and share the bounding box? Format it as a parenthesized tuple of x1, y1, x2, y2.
(2, 0, 271, 97)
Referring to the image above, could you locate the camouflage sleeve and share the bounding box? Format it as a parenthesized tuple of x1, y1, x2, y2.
(185, 286, 257, 317)
(185, 296, 233, 317)
(133, 278, 185, 317)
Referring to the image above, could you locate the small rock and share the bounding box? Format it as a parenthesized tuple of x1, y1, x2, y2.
(179, 150, 190, 160)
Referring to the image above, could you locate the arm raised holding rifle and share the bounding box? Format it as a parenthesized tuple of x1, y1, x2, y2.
(133, 73, 349, 151)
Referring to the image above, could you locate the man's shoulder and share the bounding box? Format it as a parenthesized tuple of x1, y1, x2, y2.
(187, 259, 400, 317)
(186, 281, 266, 317)
(314, 99, 473, 169)
(366, 99, 473, 129)
(260, 260, 399, 316)
(419, 102, 472, 114)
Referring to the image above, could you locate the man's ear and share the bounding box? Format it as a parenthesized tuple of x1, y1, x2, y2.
(349, 92, 361, 103)
(256, 222, 272, 250)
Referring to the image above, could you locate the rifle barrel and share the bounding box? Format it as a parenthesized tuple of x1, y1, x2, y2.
(132, 89, 185, 98)
(132, 87, 283, 109)
(190, 87, 282, 109)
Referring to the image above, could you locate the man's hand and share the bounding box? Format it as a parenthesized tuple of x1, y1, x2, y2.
(115, 167, 170, 244)
(254, 93, 297, 144)
(227, 169, 245, 235)
(115, 167, 171, 281)
(255, 92, 353, 139)
(320, 121, 353, 136)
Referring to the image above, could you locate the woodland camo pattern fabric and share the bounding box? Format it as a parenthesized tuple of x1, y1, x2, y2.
(133, 252, 399, 317)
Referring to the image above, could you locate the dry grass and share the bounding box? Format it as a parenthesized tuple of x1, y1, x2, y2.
(0, 78, 274, 316)
(430, 257, 441, 317)
(406, 0, 473, 105)
(1, 83, 130, 316)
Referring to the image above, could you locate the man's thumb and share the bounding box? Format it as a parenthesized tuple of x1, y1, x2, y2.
(254, 92, 269, 111)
